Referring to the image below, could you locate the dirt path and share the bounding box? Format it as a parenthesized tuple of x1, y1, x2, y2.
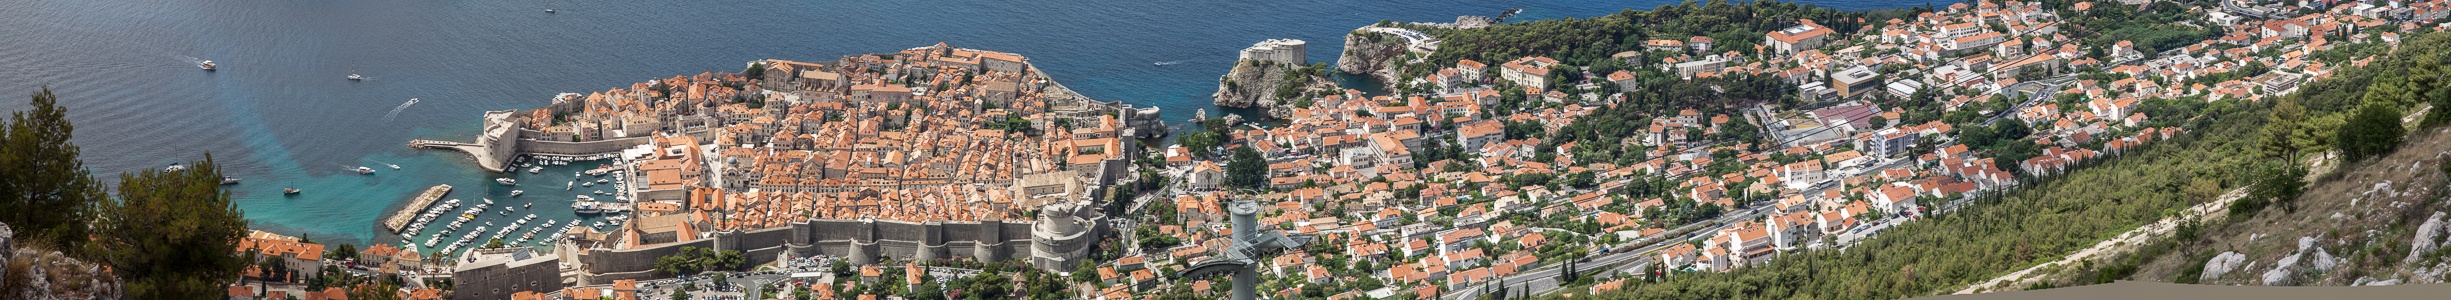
(1953, 187, 2246, 294)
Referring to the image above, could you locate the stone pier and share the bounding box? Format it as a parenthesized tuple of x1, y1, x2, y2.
(409, 110, 520, 173)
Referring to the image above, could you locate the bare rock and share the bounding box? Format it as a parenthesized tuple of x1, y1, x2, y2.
(2409, 212, 2446, 264)
(2202, 251, 2248, 282)
(0, 222, 121, 300)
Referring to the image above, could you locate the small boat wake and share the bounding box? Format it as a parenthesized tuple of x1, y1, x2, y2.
(383, 98, 419, 122)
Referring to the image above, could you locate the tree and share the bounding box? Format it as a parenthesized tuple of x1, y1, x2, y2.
(2335, 103, 2405, 162)
(672, 286, 692, 300)
(329, 243, 358, 262)
(0, 87, 103, 256)
(1224, 147, 1267, 189)
(2426, 87, 2451, 128)
(911, 280, 945, 300)
(2262, 99, 2307, 159)
(99, 155, 250, 298)
(1071, 261, 1099, 283)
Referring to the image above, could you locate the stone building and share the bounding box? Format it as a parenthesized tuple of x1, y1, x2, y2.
(453, 247, 563, 300)
(1238, 39, 1307, 66)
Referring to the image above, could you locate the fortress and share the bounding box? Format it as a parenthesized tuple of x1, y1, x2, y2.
(1238, 39, 1307, 66)
(557, 200, 1106, 284)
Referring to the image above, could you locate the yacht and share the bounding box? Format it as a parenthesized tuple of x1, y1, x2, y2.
(483, 198, 495, 205)
(282, 188, 301, 195)
(357, 166, 376, 175)
(199, 60, 216, 71)
(221, 177, 241, 185)
(347, 74, 363, 81)
(528, 166, 542, 174)
(496, 178, 517, 185)
(164, 163, 186, 172)
(582, 181, 594, 187)
(509, 190, 524, 197)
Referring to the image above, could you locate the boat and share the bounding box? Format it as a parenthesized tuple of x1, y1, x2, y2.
(582, 182, 594, 187)
(357, 166, 376, 175)
(566, 181, 574, 191)
(199, 60, 216, 71)
(574, 202, 601, 214)
(282, 188, 301, 195)
(509, 190, 524, 197)
(523, 203, 533, 209)
(528, 166, 542, 174)
(483, 198, 495, 205)
(496, 178, 517, 185)
(585, 165, 616, 176)
(164, 163, 186, 172)
(575, 195, 594, 201)
(221, 177, 241, 185)
(347, 74, 363, 81)
(387, 163, 400, 169)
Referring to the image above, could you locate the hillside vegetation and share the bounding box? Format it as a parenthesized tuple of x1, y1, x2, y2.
(1591, 31, 2451, 300)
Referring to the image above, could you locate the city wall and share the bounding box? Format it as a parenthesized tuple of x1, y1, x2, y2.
(575, 216, 1097, 284)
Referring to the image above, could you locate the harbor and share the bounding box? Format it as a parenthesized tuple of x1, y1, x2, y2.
(388, 154, 640, 259)
(381, 184, 453, 233)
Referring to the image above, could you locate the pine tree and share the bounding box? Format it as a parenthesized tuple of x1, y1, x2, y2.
(0, 87, 103, 255)
(2261, 99, 2305, 159)
(100, 154, 250, 298)
(2335, 103, 2405, 162)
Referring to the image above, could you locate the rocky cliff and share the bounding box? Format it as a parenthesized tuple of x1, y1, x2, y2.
(1334, 29, 1407, 84)
(0, 223, 121, 299)
(1212, 59, 1336, 119)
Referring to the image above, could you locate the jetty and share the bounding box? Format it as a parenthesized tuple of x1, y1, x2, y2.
(408, 110, 519, 172)
(384, 184, 454, 233)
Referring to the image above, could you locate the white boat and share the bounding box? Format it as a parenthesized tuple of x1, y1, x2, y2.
(582, 182, 594, 187)
(509, 190, 524, 197)
(348, 74, 363, 81)
(386, 163, 400, 170)
(164, 163, 186, 172)
(575, 195, 594, 201)
(528, 166, 542, 174)
(199, 60, 217, 71)
(496, 178, 517, 185)
(357, 166, 376, 175)
(566, 181, 574, 191)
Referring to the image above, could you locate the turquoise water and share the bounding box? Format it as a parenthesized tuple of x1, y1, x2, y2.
(0, 0, 1913, 253)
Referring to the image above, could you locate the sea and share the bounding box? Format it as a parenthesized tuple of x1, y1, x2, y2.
(0, 0, 1913, 257)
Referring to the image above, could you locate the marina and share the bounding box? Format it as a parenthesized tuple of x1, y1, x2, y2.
(389, 155, 637, 258)
(381, 184, 453, 233)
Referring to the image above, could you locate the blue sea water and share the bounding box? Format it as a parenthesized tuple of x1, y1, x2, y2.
(0, 0, 1913, 254)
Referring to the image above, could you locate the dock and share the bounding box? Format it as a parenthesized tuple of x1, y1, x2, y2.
(384, 184, 454, 233)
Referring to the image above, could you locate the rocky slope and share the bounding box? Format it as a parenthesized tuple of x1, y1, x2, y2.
(0, 223, 122, 299)
(2119, 125, 2451, 287)
(1334, 28, 1407, 84)
(1211, 59, 1336, 119)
